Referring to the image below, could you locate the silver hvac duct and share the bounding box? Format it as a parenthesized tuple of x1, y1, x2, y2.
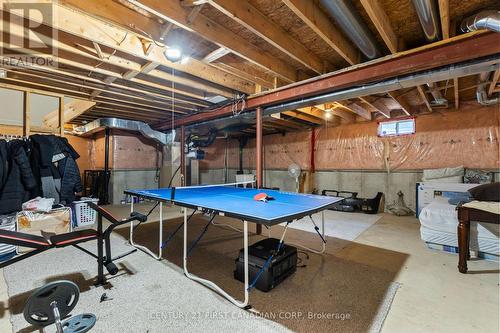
(319, 0, 380, 59)
(460, 11, 500, 106)
(412, 0, 441, 41)
(262, 56, 499, 115)
(412, 0, 447, 107)
(476, 72, 499, 106)
(74, 118, 175, 145)
(189, 56, 500, 128)
(461, 10, 500, 33)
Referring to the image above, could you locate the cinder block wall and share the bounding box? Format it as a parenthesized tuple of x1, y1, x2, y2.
(200, 168, 500, 211)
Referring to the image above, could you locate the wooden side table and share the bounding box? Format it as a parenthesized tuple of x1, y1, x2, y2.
(456, 205, 499, 273)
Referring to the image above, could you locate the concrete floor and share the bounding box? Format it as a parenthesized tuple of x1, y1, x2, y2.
(0, 207, 498, 332)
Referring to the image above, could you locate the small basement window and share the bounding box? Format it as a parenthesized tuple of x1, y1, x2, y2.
(378, 118, 415, 137)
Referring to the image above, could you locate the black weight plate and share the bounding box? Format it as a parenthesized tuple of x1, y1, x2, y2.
(24, 280, 80, 326)
(62, 313, 96, 333)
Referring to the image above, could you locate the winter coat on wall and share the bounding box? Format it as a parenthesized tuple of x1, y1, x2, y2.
(0, 140, 37, 214)
(30, 135, 83, 205)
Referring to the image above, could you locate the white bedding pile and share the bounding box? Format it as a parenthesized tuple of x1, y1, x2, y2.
(418, 197, 500, 255)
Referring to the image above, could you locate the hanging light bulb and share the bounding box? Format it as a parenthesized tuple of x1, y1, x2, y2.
(164, 47, 182, 62)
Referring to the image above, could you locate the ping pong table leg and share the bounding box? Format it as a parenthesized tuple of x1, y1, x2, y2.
(183, 208, 249, 308)
(129, 199, 163, 260)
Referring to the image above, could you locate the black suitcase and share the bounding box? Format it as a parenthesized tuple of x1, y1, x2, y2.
(234, 238, 297, 292)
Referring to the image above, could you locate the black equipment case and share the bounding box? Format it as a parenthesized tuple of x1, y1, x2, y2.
(234, 238, 297, 292)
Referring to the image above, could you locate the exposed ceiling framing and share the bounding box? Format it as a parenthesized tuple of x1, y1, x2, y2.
(0, 0, 498, 135)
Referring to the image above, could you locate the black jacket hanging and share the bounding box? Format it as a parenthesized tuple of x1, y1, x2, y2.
(30, 135, 83, 205)
(0, 140, 37, 214)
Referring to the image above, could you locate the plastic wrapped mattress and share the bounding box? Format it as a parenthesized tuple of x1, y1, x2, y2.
(419, 197, 499, 255)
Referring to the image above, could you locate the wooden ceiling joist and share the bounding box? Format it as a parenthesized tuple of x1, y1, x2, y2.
(207, 0, 326, 74)
(416, 85, 433, 112)
(125, 0, 298, 82)
(2, 67, 195, 113)
(358, 97, 391, 119)
(164, 31, 500, 128)
(297, 107, 329, 121)
(438, 0, 450, 40)
(0, 76, 183, 120)
(211, 62, 274, 90)
(4, 2, 255, 94)
(388, 92, 412, 116)
(454, 77, 460, 109)
(282, 110, 323, 125)
(488, 69, 500, 96)
(360, 0, 399, 54)
(1, 18, 224, 105)
(203, 47, 230, 63)
(340, 102, 372, 120)
(282, 0, 359, 65)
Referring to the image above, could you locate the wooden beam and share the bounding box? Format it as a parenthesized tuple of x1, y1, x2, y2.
(44, 99, 96, 128)
(388, 92, 412, 116)
(128, 0, 297, 82)
(3, 64, 199, 112)
(14, 2, 255, 93)
(438, 0, 450, 39)
(343, 102, 372, 120)
(73, 43, 231, 99)
(207, 0, 325, 73)
(297, 107, 328, 121)
(159, 22, 174, 41)
(330, 106, 356, 122)
(1, 19, 226, 102)
(282, 0, 358, 65)
(283, 111, 322, 124)
(416, 85, 433, 112)
(360, 0, 398, 53)
(211, 61, 274, 89)
(181, 0, 209, 6)
(454, 77, 459, 109)
(488, 69, 500, 96)
(0, 81, 62, 98)
(0, 76, 190, 117)
(1, 11, 236, 100)
(186, 4, 204, 24)
(122, 61, 159, 80)
(160, 32, 500, 128)
(92, 42, 104, 59)
(359, 96, 391, 119)
(203, 47, 230, 63)
(62, 0, 164, 40)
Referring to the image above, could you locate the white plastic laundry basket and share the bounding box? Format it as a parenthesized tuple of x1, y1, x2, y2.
(72, 198, 99, 227)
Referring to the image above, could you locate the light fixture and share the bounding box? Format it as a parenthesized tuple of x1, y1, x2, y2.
(0, 69, 6, 79)
(324, 108, 333, 119)
(164, 47, 182, 62)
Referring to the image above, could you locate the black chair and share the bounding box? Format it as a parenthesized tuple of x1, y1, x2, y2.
(0, 202, 147, 286)
(322, 190, 383, 214)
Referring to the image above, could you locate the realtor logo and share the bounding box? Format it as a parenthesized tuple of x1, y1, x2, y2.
(0, 1, 58, 67)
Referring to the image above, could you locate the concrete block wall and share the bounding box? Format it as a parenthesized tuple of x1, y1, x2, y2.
(200, 168, 500, 211)
(110, 169, 158, 204)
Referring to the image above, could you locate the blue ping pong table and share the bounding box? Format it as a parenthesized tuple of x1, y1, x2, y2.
(125, 182, 342, 308)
